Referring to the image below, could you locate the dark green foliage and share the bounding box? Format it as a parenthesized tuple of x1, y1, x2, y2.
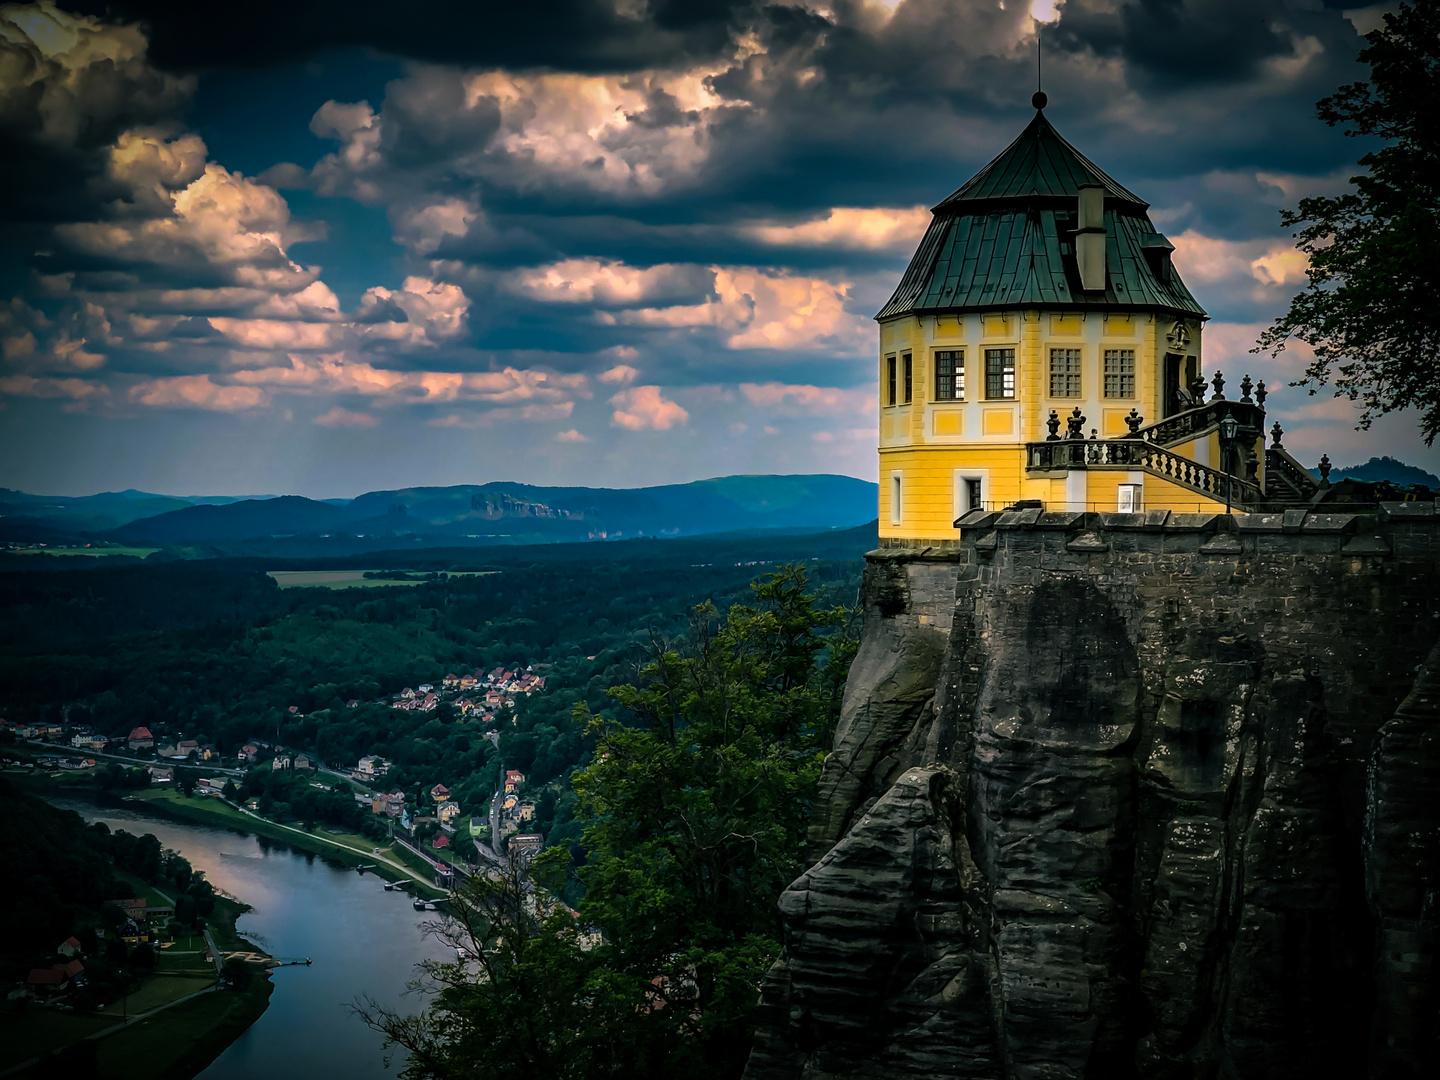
(362, 567, 856, 1080)
(0, 779, 193, 986)
(1257, 0, 1440, 442)
(0, 530, 865, 847)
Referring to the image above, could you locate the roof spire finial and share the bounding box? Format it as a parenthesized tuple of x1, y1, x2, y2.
(1032, 24, 1047, 111)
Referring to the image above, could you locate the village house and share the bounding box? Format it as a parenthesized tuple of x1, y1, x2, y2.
(419, 692, 438, 712)
(418, 683, 434, 694)
(200, 744, 219, 761)
(430, 782, 451, 803)
(148, 764, 174, 782)
(293, 753, 316, 771)
(346, 698, 360, 709)
(127, 726, 154, 751)
(509, 833, 543, 859)
(239, 743, 260, 763)
(155, 744, 180, 759)
(442, 673, 459, 689)
(455, 698, 475, 715)
(357, 754, 390, 779)
(515, 800, 536, 824)
(176, 739, 199, 758)
(432, 833, 451, 851)
(287, 705, 301, 716)
(459, 674, 478, 690)
(504, 769, 525, 795)
(26, 964, 75, 995)
(401, 687, 416, 699)
(438, 801, 462, 825)
(272, 753, 292, 771)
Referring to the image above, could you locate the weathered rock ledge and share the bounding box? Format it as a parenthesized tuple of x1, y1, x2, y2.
(747, 506, 1440, 1079)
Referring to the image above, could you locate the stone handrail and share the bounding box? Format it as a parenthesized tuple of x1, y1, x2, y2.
(1265, 445, 1320, 500)
(1026, 438, 1262, 505)
(1132, 398, 1266, 448)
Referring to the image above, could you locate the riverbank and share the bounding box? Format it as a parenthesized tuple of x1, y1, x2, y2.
(8, 771, 448, 901)
(124, 789, 449, 900)
(0, 794, 276, 1080)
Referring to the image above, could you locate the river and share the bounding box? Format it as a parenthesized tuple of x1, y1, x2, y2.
(47, 798, 453, 1080)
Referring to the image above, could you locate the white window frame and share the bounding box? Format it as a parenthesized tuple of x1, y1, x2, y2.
(953, 469, 989, 522)
(890, 472, 903, 525)
(1118, 483, 1143, 514)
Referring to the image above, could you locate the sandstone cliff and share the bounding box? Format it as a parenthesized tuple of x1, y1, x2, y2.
(746, 505, 1439, 1079)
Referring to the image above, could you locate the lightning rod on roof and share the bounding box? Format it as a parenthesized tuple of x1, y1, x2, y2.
(1033, 23, 1047, 111)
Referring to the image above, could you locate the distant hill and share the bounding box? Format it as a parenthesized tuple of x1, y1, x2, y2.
(112, 495, 352, 544)
(0, 489, 194, 531)
(94, 475, 877, 548)
(1320, 456, 1440, 488)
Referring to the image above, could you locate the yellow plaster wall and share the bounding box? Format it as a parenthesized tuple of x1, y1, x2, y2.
(877, 309, 1213, 542)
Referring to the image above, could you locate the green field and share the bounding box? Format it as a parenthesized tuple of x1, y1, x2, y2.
(92, 977, 273, 1080)
(0, 1010, 112, 1071)
(266, 569, 497, 589)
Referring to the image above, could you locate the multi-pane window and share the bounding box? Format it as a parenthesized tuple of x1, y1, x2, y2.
(985, 348, 1015, 399)
(902, 353, 913, 404)
(1104, 349, 1136, 398)
(934, 350, 963, 400)
(1049, 348, 1082, 397)
(886, 355, 897, 406)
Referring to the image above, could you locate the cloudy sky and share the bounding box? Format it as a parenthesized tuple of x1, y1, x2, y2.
(0, 0, 1430, 497)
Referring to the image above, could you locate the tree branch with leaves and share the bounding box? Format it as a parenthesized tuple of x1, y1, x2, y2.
(1256, 0, 1440, 442)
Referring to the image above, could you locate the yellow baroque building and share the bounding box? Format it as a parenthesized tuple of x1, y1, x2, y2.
(875, 98, 1286, 544)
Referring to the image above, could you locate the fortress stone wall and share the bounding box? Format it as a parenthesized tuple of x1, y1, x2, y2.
(745, 504, 1440, 1080)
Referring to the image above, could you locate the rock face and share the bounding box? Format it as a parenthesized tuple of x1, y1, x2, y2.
(746, 506, 1440, 1079)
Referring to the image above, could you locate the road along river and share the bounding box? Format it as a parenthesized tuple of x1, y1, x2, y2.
(48, 798, 453, 1080)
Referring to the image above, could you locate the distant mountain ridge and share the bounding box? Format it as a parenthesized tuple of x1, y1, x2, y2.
(21, 475, 882, 547)
(1319, 456, 1440, 488)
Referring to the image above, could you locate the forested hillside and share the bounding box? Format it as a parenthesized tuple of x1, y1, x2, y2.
(0, 526, 872, 846)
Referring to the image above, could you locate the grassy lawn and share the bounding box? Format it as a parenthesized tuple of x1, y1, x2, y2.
(115, 870, 173, 907)
(121, 975, 215, 1014)
(0, 1008, 111, 1070)
(93, 977, 274, 1080)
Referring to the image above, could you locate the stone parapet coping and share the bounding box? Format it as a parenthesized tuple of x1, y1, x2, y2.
(874, 502, 1439, 562)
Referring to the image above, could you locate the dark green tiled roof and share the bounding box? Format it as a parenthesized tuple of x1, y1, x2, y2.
(935, 111, 1147, 210)
(876, 110, 1206, 322)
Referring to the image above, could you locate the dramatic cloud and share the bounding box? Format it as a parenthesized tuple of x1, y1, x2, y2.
(610, 385, 689, 430)
(3, 0, 1437, 495)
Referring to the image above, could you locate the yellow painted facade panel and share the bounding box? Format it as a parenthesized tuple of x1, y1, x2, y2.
(932, 410, 962, 436)
(876, 309, 1227, 542)
(981, 409, 1014, 435)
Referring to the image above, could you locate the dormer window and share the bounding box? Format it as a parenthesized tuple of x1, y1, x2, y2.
(1140, 233, 1176, 284)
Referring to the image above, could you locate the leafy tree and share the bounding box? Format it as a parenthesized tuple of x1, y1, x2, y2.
(1256, 0, 1440, 441)
(360, 567, 855, 1080)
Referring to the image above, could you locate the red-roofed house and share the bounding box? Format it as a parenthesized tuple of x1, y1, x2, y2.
(128, 726, 154, 751)
(504, 770, 524, 794)
(57, 936, 82, 958)
(26, 968, 66, 992)
(432, 834, 450, 850)
(430, 783, 450, 803)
